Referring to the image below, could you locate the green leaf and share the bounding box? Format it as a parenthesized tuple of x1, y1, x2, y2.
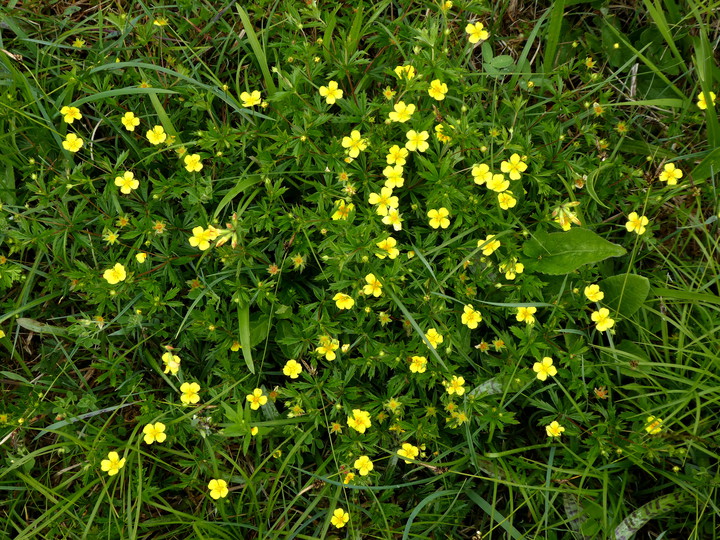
(615, 491, 689, 540)
(598, 274, 650, 316)
(522, 229, 626, 275)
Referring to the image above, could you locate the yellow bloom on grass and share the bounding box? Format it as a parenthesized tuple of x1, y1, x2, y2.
(658, 163, 682, 185)
(397, 442, 419, 463)
(382, 208, 403, 231)
(487, 174, 509, 193)
(394, 65, 416, 80)
(626, 212, 649, 235)
(208, 479, 229, 500)
(240, 90, 262, 107)
(478, 235, 501, 256)
(146, 125, 167, 145)
(246, 388, 267, 410)
(72, 38, 85, 48)
(162, 351, 181, 375)
(472, 163, 492, 186)
(498, 192, 517, 210)
(319, 81, 343, 104)
(180, 382, 200, 405)
(591, 308, 615, 332)
(383, 86, 397, 100)
(121, 111, 140, 131)
(184, 154, 203, 172)
(283, 359, 302, 379)
(645, 415, 663, 435)
(376, 236, 400, 259)
(363, 274, 383, 297)
(435, 123, 453, 143)
(409, 355, 427, 374)
(405, 130, 429, 152)
(354, 455, 374, 476)
(466, 21, 489, 43)
(584, 284, 604, 302)
(428, 208, 450, 229)
(461, 304, 482, 329)
(142, 422, 167, 444)
(62, 133, 83, 152)
(424, 328, 443, 349)
(135, 252, 147, 263)
(428, 79, 448, 101)
(499, 260, 524, 280)
(696, 90, 717, 110)
(332, 200, 354, 220)
(446, 375, 465, 396)
(388, 101, 416, 123)
(347, 409, 372, 433)
(333, 292, 355, 310)
(546, 421, 565, 438)
(386, 144, 409, 166)
(100, 451, 126, 476)
(0, 330, 5, 339)
(500, 154, 527, 180)
(533, 357, 557, 381)
(331, 508, 350, 528)
(368, 186, 399, 216)
(60, 106, 82, 124)
(114, 171, 139, 194)
(383, 164, 404, 189)
(103, 263, 127, 285)
(188, 225, 219, 251)
(342, 129, 368, 158)
(516, 306, 537, 325)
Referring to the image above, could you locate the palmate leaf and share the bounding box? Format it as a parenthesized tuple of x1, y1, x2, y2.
(614, 491, 690, 540)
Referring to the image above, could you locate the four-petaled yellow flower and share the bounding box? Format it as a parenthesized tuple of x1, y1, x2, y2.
(103, 263, 127, 285)
(446, 375, 465, 396)
(63, 133, 83, 152)
(283, 359, 302, 378)
(143, 422, 167, 444)
(658, 163, 682, 185)
(405, 130, 429, 152)
(500, 154, 528, 180)
(184, 153, 203, 172)
(121, 111, 140, 131)
(382, 164, 404, 189)
(240, 90, 262, 107)
(100, 451, 126, 476)
(409, 355, 427, 373)
(388, 101, 416, 123)
(626, 212, 649, 235)
(428, 79, 448, 100)
(61, 106, 82, 124)
(394, 65, 416, 80)
(114, 171, 139, 194)
(316, 335, 340, 360)
(319, 80, 343, 104)
(208, 478, 229, 500)
(342, 130, 368, 158)
(533, 357, 557, 381)
(376, 236, 400, 259)
(472, 163, 492, 186)
(591, 308, 615, 332)
(478, 235, 501, 256)
(368, 186, 399, 216)
(386, 144, 409, 166)
(180, 381, 200, 404)
(162, 351, 181, 375)
(696, 90, 716, 110)
(516, 306, 537, 325)
(498, 192, 517, 210)
(331, 508, 350, 528)
(427, 207, 450, 229)
(347, 409, 372, 433)
(188, 226, 219, 251)
(424, 328, 443, 349)
(546, 421, 565, 437)
(333, 292, 355, 310)
(397, 442, 419, 463)
(584, 284, 604, 302)
(363, 273, 383, 297)
(645, 415, 663, 435)
(246, 388, 267, 410)
(465, 21, 489, 43)
(354, 455, 374, 476)
(461, 304, 482, 329)
(487, 173, 509, 193)
(146, 125, 167, 145)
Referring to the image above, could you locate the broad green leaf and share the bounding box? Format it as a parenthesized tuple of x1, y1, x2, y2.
(615, 491, 689, 540)
(522, 229, 626, 274)
(598, 274, 650, 316)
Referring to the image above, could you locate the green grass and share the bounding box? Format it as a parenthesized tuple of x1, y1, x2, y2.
(1, 1, 719, 538)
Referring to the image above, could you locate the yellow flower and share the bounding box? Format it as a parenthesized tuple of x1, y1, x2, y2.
(427, 208, 450, 229)
(532, 357, 557, 381)
(394, 65, 416, 80)
(62, 133, 83, 152)
(114, 171, 139, 194)
(435, 123, 453, 142)
(428, 79, 448, 100)
(516, 306, 537, 325)
(283, 359, 302, 378)
(658, 163, 682, 185)
(381, 208, 403, 231)
(354, 455, 374, 476)
(585, 57, 595, 69)
(446, 375, 465, 396)
(584, 284, 604, 302)
(331, 508, 350, 528)
(184, 153, 203, 172)
(386, 145, 408, 166)
(60, 106, 82, 124)
(696, 90, 716, 110)
(319, 80, 343, 104)
(162, 351, 181, 375)
(498, 192, 517, 210)
(591, 308, 615, 332)
(461, 304, 482, 329)
(409, 355, 427, 373)
(626, 212, 649, 235)
(343, 472, 355, 484)
(347, 409, 372, 433)
(376, 236, 400, 259)
(240, 90, 262, 107)
(382, 164, 404, 189)
(645, 415, 663, 435)
(188, 226, 219, 251)
(465, 21, 489, 43)
(363, 273, 383, 297)
(121, 111, 140, 131)
(405, 130, 429, 152)
(546, 421, 565, 437)
(135, 252, 147, 263)
(146, 125, 167, 145)
(383, 86, 397, 100)
(250, 426, 259, 436)
(472, 163, 492, 186)
(100, 451, 126, 476)
(208, 479, 229, 500)
(153, 17, 168, 27)
(331, 200, 354, 220)
(0, 330, 5, 339)
(486, 173, 509, 192)
(368, 186, 398, 216)
(500, 153, 528, 180)
(397, 442, 419, 463)
(424, 328, 443, 349)
(180, 382, 200, 405)
(246, 388, 267, 410)
(478, 235, 500, 256)
(103, 263, 127, 285)
(142, 422, 167, 444)
(388, 101, 416, 123)
(316, 335, 340, 360)
(72, 38, 85, 48)
(341, 130, 368, 158)
(333, 292, 355, 310)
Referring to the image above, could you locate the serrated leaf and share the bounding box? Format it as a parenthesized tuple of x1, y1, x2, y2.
(598, 274, 650, 316)
(522, 229, 626, 274)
